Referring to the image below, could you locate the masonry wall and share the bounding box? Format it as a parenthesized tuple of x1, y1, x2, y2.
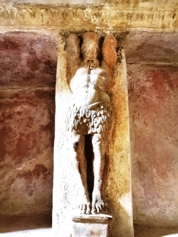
(123, 31, 178, 227)
(0, 32, 57, 232)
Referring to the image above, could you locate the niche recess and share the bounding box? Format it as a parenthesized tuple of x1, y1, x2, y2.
(0, 32, 57, 232)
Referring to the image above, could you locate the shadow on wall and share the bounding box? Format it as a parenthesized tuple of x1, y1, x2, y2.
(134, 224, 178, 237)
(0, 214, 52, 233)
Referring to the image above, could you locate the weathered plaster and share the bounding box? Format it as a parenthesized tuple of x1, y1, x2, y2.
(125, 31, 178, 227)
(122, 31, 178, 65)
(129, 63, 178, 227)
(0, 32, 57, 221)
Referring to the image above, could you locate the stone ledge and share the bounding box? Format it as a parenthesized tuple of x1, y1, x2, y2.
(72, 214, 112, 223)
(0, 4, 177, 31)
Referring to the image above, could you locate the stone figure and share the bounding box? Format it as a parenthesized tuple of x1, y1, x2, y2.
(66, 32, 112, 215)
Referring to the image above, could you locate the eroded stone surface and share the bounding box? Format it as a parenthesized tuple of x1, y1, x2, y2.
(0, 4, 177, 31)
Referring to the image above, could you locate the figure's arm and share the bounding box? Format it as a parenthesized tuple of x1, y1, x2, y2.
(69, 68, 82, 93)
(69, 74, 77, 93)
(69, 67, 88, 93)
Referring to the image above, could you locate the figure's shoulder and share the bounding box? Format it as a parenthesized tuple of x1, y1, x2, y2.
(91, 67, 107, 76)
(75, 67, 88, 75)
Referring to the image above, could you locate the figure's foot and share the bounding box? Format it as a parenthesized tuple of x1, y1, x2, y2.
(92, 193, 107, 214)
(78, 194, 91, 215)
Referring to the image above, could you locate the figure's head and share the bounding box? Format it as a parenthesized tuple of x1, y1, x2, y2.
(81, 32, 99, 67)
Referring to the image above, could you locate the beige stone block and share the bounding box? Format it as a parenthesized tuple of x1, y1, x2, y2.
(52, 34, 133, 237)
(72, 214, 112, 237)
(0, 4, 177, 31)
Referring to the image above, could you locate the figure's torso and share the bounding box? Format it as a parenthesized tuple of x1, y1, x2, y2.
(70, 67, 110, 107)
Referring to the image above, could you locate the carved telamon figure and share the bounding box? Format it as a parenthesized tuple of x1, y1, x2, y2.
(66, 32, 116, 215)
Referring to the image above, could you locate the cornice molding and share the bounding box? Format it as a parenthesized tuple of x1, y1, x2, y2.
(0, 4, 177, 31)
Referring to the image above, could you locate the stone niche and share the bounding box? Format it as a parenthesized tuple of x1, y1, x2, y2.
(122, 31, 178, 229)
(52, 32, 133, 237)
(0, 30, 133, 236)
(0, 32, 57, 232)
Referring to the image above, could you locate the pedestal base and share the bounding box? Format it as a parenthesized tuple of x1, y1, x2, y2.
(72, 214, 112, 237)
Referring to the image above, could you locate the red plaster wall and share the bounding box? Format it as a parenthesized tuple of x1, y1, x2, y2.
(0, 32, 57, 231)
(124, 32, 178, 227)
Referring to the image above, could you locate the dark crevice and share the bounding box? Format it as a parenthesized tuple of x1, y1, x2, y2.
(84, 134, 94, 202)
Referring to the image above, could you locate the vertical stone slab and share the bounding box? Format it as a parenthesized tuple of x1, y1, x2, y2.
(52, 34, 133, 237)
(105, 50, 133, 237)
(52, 35, 75, 237)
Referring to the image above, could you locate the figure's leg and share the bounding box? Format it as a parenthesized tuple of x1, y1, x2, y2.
(71, 132, 91, 214)
(91, 133, 107, 214)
